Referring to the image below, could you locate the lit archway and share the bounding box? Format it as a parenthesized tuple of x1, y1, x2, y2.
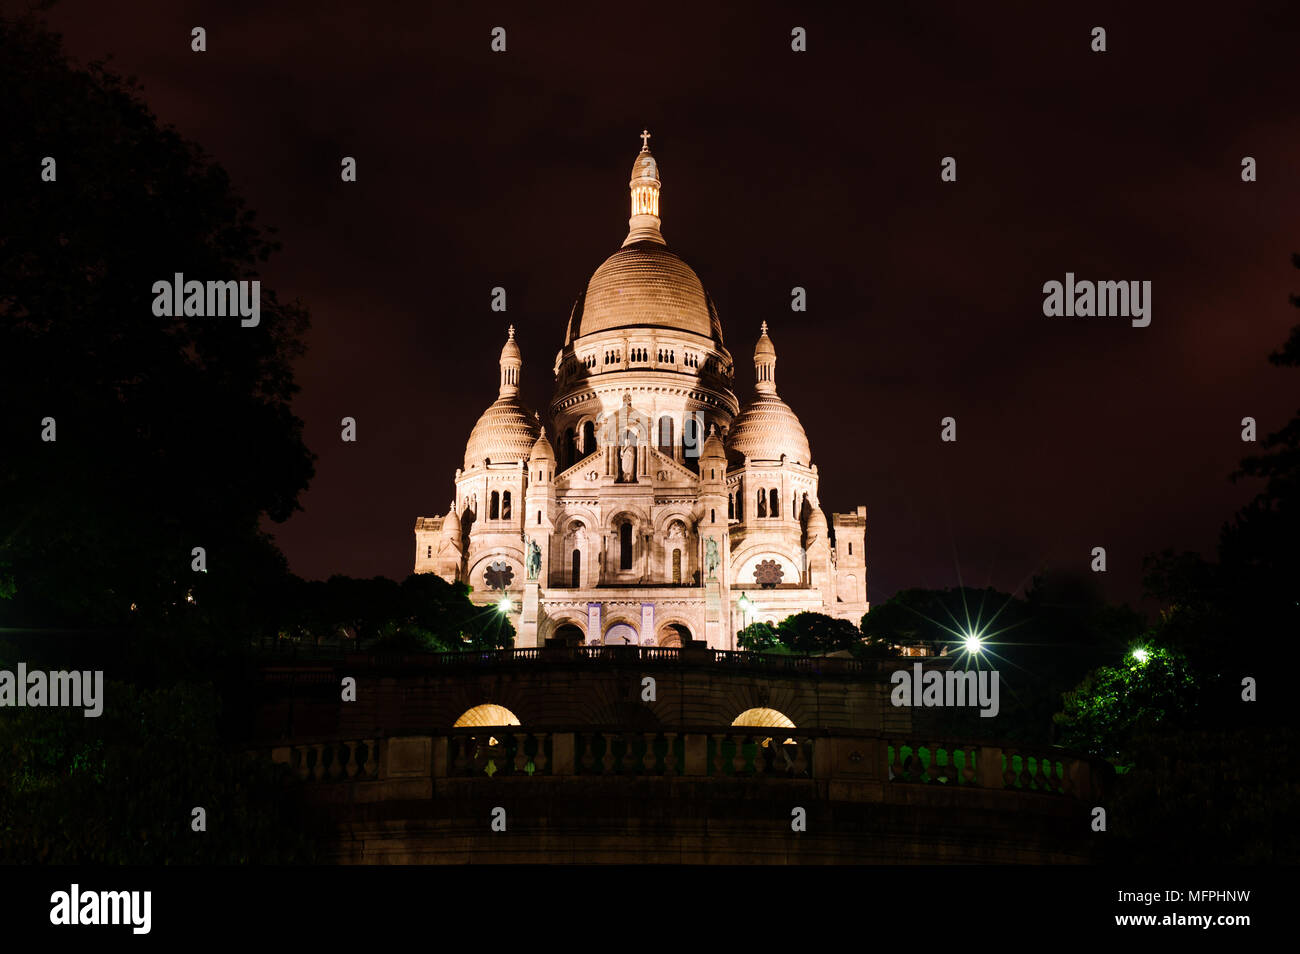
(731, 707, 796, 747)
(453, 704, 521, 727)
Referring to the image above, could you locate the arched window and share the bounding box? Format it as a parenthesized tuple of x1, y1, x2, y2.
(564, 428, 577, 468)
(501, 491, 511, 520)
(847, 542, 852, 555)
(490, 491, 500, 520)
(571, 549, 581, 588)
(757, 490, 767, 518)
(683, 416, 701, 469)
(581, 420, 596, 455)
(727, 493, 734, 520)
(736, 492, 743, 521)
(537, 511, 542, 526)
(672, 549, 682, 584)
(619, 522, 634, 571)
(769, 488, 779, 518)
(657, 416, 674, 455)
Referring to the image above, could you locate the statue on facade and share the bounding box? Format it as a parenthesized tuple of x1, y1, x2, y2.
(619, 440, 636, 482)
(526, 538, 541, 581)
(705, 537, 720, 581)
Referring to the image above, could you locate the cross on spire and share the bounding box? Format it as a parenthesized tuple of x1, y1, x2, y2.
(640, 129, 651, 150)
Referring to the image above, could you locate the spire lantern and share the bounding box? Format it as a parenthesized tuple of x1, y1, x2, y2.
(623, 129, 664, 247)
(498, 325, 522, 396)
(754, 321, 777, 393)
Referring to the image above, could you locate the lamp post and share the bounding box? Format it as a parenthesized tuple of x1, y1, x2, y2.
(738, 592, 754, 634)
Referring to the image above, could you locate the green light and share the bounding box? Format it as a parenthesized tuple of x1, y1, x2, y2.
(1132, 647, 1149, 664)
(738, 593, 754, 612)
(497, 596, 513, 614)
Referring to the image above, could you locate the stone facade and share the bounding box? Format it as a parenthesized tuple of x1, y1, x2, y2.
(415, 134, 869, 648)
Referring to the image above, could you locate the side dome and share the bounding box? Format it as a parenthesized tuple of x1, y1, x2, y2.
(570, 242, 721, 341)
(726, 395, 812, 465)
(726, 321, 811, 465)
(464, 399, 539, 469)
(464, 326, 540, 469)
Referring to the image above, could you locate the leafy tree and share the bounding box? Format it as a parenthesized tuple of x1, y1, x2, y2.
(1053, 647, 1200, 761)
(773, 612, 862, 654)
(0, 12, 313, 630)
(736, 621, 783, 652)
(275, 573, 515, 652)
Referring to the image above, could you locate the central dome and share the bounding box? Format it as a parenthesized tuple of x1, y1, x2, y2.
(567, 241, 722, 342)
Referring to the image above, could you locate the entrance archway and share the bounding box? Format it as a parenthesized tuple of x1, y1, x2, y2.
(552, 623, 584, 646)
(604, 622, 638, 645)
(658, 622, 692, 647)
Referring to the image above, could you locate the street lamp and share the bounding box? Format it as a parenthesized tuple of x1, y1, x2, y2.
(738, 592, 754, 628)
(963, 633, 983, 654)
(497, 596, 513, 614)
(1131, 647, 1149, 665)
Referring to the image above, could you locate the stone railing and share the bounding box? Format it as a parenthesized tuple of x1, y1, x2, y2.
(263, 730, 1108, 800)
(270, 738, 380, 782)
(253, 642, 877, 674)
(884, 740, 1096, 796)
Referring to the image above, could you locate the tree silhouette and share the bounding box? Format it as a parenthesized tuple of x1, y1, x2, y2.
(0, 12, 314, 630)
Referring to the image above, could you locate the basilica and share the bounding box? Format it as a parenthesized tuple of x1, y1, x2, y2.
(414, 133, 868, 648)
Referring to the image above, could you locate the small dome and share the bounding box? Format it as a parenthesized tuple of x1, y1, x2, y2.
(701, 424, 727, 460)
(631, 150, 659, 183)
(755, 321, 776, 357)
(530, 428, 556, 461)
(464, 397, 539, 469)
(726, 394, 812, 465)
(500, 326, 522, 362)
(805, 505, 828, 534)
(570, 242, 721, 341)
(442, 502, 461, 536)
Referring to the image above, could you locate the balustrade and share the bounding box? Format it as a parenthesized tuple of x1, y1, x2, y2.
(265, 731, 1101, 802)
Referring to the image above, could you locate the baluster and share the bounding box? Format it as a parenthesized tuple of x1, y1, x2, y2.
(579, 732, 596, 774)
(358, 740, 375, 778)
(1001, 750, 1017, 788)
(304, 746, 319, 781)
(730, 732, 747, 776)
(532, 733, 549, 775)
(663, 732, 679, 776)
(791, 737, 809, 777)
(754, 737, 773, 775)
(641, 732, 657, 775)
(472, 736, 490, 776)
(1044, 757, 1061, 793)
(935, 746, 952, 783)
(512, 733, 530, 775)
(960, 746, 976, 785)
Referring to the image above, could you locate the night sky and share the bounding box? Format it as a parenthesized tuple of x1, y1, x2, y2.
(44, 1, 1300, 608)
